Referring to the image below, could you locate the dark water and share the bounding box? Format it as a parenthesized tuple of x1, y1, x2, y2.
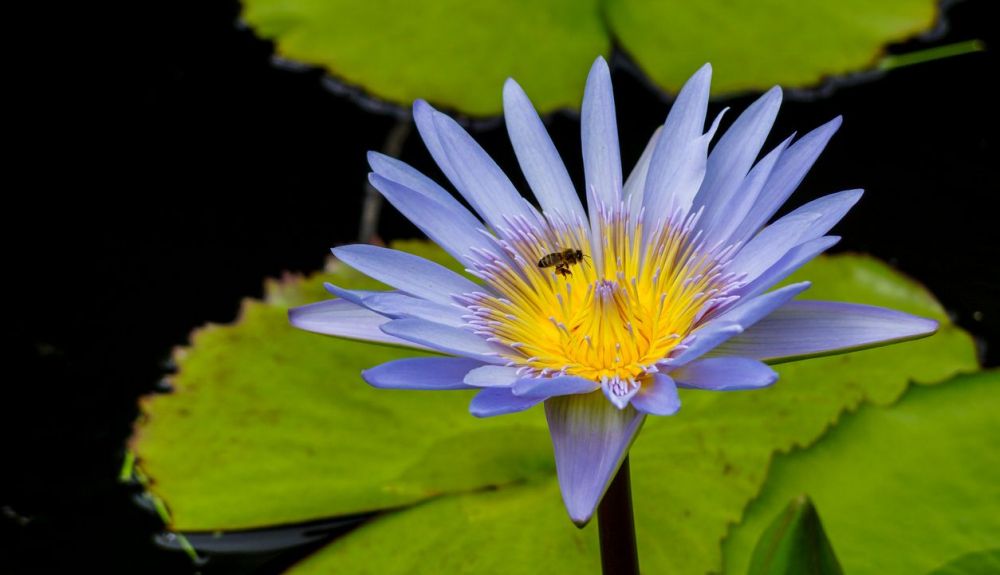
(8, 0, 997, 572)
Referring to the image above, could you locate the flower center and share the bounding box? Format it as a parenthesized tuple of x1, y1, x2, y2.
(464, 207, 733, 384)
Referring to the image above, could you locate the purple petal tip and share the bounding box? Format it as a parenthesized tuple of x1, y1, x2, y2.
(590, 56, 610, 73)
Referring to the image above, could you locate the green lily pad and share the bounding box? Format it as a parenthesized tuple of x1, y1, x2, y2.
(926, 548, 1000, 575)
(128, 243, 977, 573)
(239, 0, 938, 115)
(130, 240, 553, 531)
(604, 0, 937, 96)
(241, 0, 609, 116)
(288, 479, 598, 574)
(722, 370, 1000, 575)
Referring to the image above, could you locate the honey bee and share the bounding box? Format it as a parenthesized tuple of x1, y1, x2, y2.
(538, 248, 587, 277)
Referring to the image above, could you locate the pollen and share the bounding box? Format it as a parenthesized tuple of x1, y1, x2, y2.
(463, 205, 736, 386)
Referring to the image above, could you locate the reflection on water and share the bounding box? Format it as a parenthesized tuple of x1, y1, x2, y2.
(125, 460, 371, 573)
(155, 512, 372, 573)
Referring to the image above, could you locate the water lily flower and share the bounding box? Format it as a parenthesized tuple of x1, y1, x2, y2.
(289, 57, 937, 526)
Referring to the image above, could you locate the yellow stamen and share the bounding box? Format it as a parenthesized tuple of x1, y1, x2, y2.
(474, 211, 727, 383)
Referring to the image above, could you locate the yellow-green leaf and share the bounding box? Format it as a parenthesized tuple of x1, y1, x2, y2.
(241, 0, 609, 116)
(722, 371, 1000, 575)
(605, 0, 936, 96)
(238, 0, 939, 115)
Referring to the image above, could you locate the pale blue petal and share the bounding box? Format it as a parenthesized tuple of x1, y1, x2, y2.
(331, 244, 481, 305)
(503, 78, 586, 226)
(728, 212, 823, 282)
(413, 99, 463, 186)
(545, 392, 645, 526)
(642, 111, 725, 232)
(322, 282, 382, 306)
(642, 63, 712, 217)
(470, 387, 543, 417)
(582, 57, 623, 212)
(702, 135, 792, 249)
(729, 116, 842, 245)
(668, 323, 744, 366)
(512, 375, 599, 398)
(672, 357, 778, 390)
(738, 236, 840, 300)
(694, 87, 782, 221)
(288, 299, 429, 350)
(650, 64, 711, 169)
(380, 318, 508, 364)
(326, 283, 466, 332)
(623, 127, 661, 214)
(361, 292, 466, 327)
(464, 365, 520, 388)
(367, 174, 499, 267)
(367, 151, 480, 228)
(630, 373, 680, 415)
(703, 281, 811, 328)
(712, 301, 938, 363)
(730, 191, 861, 272)
(781, 189, 864, 243)
(431, 109, 542, 231)
(362, 357, 483, 390)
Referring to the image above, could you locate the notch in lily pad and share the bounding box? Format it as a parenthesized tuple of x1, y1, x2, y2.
(748, 494, 843, 575)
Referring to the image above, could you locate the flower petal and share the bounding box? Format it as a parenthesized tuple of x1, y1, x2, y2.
(367, 151, 481, 229)
(672, 357, 778, 390)
(379, 318, 508, 364)
(781, 189, 864, 243)
(322, 282, 382, 306)
(712, 301, 938, 363)
(582, 57, 623, 212)
(463, 365, 520, 388)
(704, 281, 812, 328)
(331, 244, 481, 305)
(430, 108, 542, 232)
(729, 116, 842, 245)
(545, 392, 645, 526)
(728, 212, 823, 282)
(642, 111, 725, 234)
(651, 64, 711, 167)
(288, 299, 428, 350)
(512, 375, 600, 398)
(503, 78, 586, 227)
(694, 87, 782, 222)
(668, 322, 744, 366)
(362, 357, 483, 390)
(326, 285, 466, 332)
(469, 387, 543, 417)
(413, 99, 463, 185)
(367, 174, 500, 267)
(702, 135, 792, 249)
(642, 63, 712, 217)
(360, 292, 466, 327)
(623, 127, 661, 213)
(630, 373, 681, 415)
(738, 236, 840, 300)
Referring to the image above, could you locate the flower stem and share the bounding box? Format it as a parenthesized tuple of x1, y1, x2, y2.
(598, 456, 640, 575)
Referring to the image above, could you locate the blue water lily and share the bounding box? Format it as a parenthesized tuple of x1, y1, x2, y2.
(290, 57, 936, 526)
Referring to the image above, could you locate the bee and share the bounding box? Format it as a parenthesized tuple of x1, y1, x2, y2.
(538, 248, 587, 277)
